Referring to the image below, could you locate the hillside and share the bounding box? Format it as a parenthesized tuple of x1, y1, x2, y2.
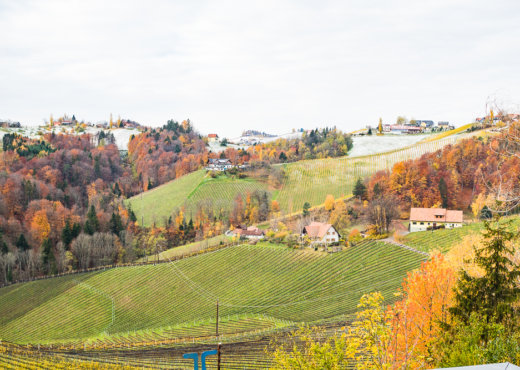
(126, 171, 269, 226)
(0, 240, 424, 346)
(128, 131, 479, 225)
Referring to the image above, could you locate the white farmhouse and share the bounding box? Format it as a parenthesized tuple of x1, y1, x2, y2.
(302, 222, 340, 244)
(231, 226, 265, 240)
(208, 133, 219, 143)
(409, 207, 463, 232)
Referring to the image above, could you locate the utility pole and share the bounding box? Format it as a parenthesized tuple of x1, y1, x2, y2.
(216, 299, 221, 370)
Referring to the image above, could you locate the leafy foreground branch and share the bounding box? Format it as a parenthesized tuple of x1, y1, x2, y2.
(268, 217, 520, 369)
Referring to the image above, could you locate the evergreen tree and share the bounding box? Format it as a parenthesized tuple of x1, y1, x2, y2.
(0, 235, 8, 255)
(109, 212, 123, 236)
(71, 222, 81, 239)
(62, 219, 73, 246)
(302, 202, 311, 217)
(353, 178, 367, 200)
(84, 205, 99, 235)
(16, 234, 30, 251)
(41, 238, 57, 274)
(279, 152, 287, 161)
(450, 217, 520, 328)
(439, 178, 448, 208)
(367, 127, 372, 135)
(128, 207, 137, 223)
(480, 205, 493, 219)
(113, 182, 121, 197)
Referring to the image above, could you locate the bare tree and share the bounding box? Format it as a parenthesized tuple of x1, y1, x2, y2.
(365, 195, 400, 235)
(72, 234, 92, 269)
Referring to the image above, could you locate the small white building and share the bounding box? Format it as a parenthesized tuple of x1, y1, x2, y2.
(409, 208, 463, 232)
(231, 226, 265, 240)
(208, 133, 219, 143)
(205, 158, 234, 171)
(302, 222, 340, 244)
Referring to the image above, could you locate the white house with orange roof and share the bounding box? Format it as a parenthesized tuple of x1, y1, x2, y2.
(302, 222, 340, 244)
(409, 207, 463, 232)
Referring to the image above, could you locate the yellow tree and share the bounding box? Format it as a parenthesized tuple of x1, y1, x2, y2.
(471, 193, 487, 220)
(109, 113, 114, 129)
(175, 209, 184, 228)
(49, 114, 54, 127)
(329, 200, 350, 231)
(378, 118, 383, 134)
(324, 194, 335, 212)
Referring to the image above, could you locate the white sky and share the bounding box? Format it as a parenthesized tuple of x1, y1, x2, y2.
(1, 0, 519, 137)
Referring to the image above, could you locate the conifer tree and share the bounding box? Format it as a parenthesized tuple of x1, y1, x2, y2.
(0, 235, 8, 255)
(439, 178, 448, 208)
(16, 234, 30, 252)
(353, 178, 367, 200)
(302, 202, 311, 217)
(84, 205, 99, 235)
(450, 217, 520, 328)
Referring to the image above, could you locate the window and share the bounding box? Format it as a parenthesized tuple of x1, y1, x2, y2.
(420, 222, 424, 225)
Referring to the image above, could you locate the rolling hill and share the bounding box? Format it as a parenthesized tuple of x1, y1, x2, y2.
(0, 240, 424, 346)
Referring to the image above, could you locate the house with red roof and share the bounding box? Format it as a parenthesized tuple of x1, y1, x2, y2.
(208, 133, 219, 143)
(231, 226, 265, 240)
(302, 222, 340, 245)
(409, 207, 463, 232)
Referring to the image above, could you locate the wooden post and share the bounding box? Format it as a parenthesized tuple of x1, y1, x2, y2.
(216, 299, 221, 370)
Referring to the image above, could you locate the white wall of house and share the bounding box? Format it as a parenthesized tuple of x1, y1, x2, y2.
(409, 221, 462, 232)
(320, 227, 339, 243)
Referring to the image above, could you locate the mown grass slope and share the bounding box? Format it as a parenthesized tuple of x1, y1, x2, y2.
(0, 241, 424, 345)
(126, 171, 268, 226)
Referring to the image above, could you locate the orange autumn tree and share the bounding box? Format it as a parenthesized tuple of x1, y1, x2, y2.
(31, 209, 51, 245)
(388, 254, 456, 367)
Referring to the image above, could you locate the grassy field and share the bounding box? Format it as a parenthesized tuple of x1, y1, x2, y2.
(402, 216, 520, 253)
(126, 171, 268, 226)
(0, 240, 424, 346)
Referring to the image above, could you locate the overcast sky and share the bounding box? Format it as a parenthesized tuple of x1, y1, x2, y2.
(1, 0, 519, 137)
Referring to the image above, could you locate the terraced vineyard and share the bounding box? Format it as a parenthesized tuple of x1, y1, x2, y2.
(0, 240, 424, 347)
(402, 216, 520, 253)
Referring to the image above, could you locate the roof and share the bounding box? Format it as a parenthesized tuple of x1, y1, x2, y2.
(410, 208, 463, 223)
(439, 363, 520, 370)
(233, 226, 264, 237)
(304, 222, 336, 239)
(208, 133, 219, 138)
